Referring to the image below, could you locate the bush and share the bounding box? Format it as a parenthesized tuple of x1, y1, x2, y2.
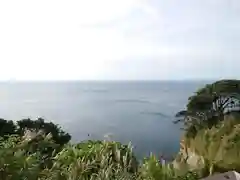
(138, 154, 175, 180)
(0, 135, 52, 179)
(0, 134, 200, 180)
(47, 140, 138, 179)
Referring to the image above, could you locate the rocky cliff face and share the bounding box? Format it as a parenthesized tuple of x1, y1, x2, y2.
(173, 138, 205, 172)
(173, 115, 240, 175)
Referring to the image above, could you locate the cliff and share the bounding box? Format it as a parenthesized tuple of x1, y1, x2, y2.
(173, 114, 240, 176)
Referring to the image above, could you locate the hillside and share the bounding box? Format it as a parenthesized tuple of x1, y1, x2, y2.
(174, 113, 240, 177)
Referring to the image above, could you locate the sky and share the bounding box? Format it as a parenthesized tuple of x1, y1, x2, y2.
(0, 0, 240, 80)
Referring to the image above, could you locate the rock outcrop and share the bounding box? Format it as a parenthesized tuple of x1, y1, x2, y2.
(202, 171, 240, 180)
(173, 138, 205, 172)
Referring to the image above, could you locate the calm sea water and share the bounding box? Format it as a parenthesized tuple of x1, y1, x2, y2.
(0, 81, 209, 158)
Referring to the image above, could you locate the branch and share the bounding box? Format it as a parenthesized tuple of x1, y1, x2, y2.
(222, 97, 230, 109)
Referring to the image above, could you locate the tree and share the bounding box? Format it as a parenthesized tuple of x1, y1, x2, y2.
(16, 118, 71, 168)
(175, 80, 240, 138)
(0, 118, 71, 169)
(0, 119, 16, 138)
(16, 118, 71, 147)
(0, 134, 55, 180)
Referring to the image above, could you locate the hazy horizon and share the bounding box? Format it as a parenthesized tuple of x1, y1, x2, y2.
(0, 79, 216, 82)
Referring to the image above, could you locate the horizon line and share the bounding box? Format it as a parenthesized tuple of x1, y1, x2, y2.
(0, 79, 221, 82)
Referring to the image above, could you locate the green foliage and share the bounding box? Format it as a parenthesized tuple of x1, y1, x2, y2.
(183, 118, 240, 176)
(0, 119, 16, 138)
(138, 154, 175, 180)
(5, 80, 240, 179)
(0, 118, 71, 168)
(0, 135, 54, 180)
(0, 118, 71, 148)
(0, 134, 200, 180)
(173, 79, 240, 178)
(17, 118, 71, 147)
(175, 79, 240, 138)
(175, 172, 199, 180)
(47, 140, 138, 180)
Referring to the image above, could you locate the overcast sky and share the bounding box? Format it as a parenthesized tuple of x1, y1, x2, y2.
(0, 0, 239, 80)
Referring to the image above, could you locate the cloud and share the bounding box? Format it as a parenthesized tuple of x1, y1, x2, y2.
(0, 0, 240, 80)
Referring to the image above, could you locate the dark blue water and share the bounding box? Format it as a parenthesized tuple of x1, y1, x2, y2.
(0, 81, 209, 158)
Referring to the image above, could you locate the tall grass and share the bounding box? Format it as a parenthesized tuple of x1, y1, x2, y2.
(0, 134, 199, 180)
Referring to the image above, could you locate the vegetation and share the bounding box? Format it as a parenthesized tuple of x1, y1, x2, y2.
(175, 80, 240, 138)
(1, 79, 240, 179)
(174, 80, 240, 177)
(0, 118, 71, 169)
(177, 116, 240, 174)
(0, 133, 200, 180)
(0, 119, 199, 180)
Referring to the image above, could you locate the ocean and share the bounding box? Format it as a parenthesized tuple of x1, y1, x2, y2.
(0, 81, 209, 158)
